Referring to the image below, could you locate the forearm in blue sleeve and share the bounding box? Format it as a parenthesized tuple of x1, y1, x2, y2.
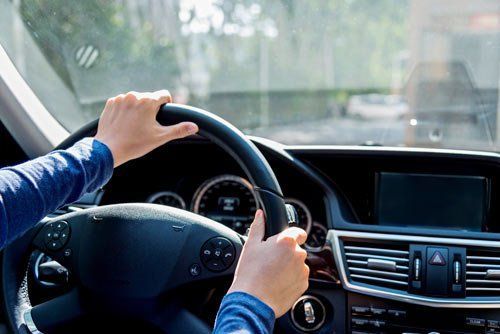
(213, 292, 275, 334)
(0, 138, 114, 248)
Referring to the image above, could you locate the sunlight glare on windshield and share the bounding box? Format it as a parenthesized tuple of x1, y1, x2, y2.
(0, 0, 498, 151)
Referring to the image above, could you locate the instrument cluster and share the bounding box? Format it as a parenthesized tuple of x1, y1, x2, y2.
(146, 174, 327, 250)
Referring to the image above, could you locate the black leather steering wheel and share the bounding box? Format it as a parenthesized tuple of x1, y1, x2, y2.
(2, 104, 289, 333)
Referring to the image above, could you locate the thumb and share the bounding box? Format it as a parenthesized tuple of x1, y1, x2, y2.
(247, 209, 265, 243)
(161, 122, 198, 142)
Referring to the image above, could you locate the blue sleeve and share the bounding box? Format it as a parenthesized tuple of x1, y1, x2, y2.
(0, 138, 114, 248)
(213, 292, 275, 334)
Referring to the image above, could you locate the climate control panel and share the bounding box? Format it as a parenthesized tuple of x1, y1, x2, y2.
(348, 292, 500, 334)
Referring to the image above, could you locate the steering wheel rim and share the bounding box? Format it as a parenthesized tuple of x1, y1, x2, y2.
(3, 104, 289, 333)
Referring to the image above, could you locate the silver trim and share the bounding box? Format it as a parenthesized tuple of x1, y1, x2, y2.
(23, 309, 42, 333)
(290, 295, 326, 332)
(345, 252, 409, 263)
(367, 258, 398, 272)
(329, 229, 500, 308)
(146, 191, 186, 210)
(485, 269, 500, 279)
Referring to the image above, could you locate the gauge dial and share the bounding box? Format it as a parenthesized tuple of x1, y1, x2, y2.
(285, 198, 312, 234)
(192, 175, 258, 234)
(306, 222, 327, 251)
(147, 191, 186, 209)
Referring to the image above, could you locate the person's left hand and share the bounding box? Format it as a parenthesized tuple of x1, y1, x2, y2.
(95, 90, 199, 167)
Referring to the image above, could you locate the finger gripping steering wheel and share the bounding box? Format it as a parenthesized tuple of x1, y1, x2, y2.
(3, 104, 288, 333)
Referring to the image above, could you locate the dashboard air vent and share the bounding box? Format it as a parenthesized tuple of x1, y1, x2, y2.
(466, 249, 500, 297)
(343, 241, 409, 291)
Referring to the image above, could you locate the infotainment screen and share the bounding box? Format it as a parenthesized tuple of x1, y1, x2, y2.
(375, 172, 488, 231)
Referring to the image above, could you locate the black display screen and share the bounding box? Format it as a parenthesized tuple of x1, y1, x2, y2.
(375, 172, 489, 231)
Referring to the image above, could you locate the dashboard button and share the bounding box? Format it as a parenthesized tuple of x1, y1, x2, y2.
(369, 319, 386, 328)
(486, 329, 500, 334)
(370, 307, 386, 317)
(351, 306, 370, 315)
(466, 317, 485, 327)
(488, 320, 500, 329)
(387, 309, 406, 320)
(351, 318, 369, 327)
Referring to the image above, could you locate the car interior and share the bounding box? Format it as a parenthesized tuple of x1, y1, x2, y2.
(1, 0, 500, 333)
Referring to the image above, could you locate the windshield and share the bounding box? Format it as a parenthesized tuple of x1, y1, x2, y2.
(1, 0, 499, 150)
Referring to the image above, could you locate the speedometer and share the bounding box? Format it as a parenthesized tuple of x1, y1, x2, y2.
(192, 175, 258, 234)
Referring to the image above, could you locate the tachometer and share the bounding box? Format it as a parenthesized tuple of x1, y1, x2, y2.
(285, 198, 312, 234)
(147, 191, 186, 210)
(192, 175, 258, 234)
(306, 222, 327, 251)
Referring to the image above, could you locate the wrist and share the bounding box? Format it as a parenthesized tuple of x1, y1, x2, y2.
(227, 284, 276, 317)
(93, 137, 122, 167)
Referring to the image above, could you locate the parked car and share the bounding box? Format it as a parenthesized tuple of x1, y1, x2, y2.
(347, 94, 408, 119)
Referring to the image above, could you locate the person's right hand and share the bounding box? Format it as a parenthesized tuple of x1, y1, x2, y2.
(227, 209, 309, 318)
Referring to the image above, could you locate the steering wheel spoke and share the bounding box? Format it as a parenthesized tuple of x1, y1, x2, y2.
(144, 299, 212, 334)
(25, 289, 83, 333)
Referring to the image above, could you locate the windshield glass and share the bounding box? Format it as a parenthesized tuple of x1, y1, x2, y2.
(1, 0, 499, 150)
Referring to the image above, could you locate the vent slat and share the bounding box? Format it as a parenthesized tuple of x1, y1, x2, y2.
(466, 279, 500, 284)
(467, 263, 500, 269)
(348, 267, 408, 279)
(350, 274, 408, 286)
(345, 252, 409, 263)
(466, 249, 500, 297)
(467, 287, 500, 291)
(344, 246, 409, 256)
(467, 256, 500, 262)
(343, 241, 409, 292)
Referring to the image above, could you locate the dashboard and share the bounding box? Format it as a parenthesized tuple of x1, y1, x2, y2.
(29, 136, 500, 333)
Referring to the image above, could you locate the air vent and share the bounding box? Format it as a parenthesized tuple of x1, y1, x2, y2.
(343, 241, 409, 291)
(466, 249, 500, 297)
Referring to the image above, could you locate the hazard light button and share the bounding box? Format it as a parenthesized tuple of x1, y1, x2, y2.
(429, 250, 447, 266)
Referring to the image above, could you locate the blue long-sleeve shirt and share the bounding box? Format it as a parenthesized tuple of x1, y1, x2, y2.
(0, 138, 275, 333)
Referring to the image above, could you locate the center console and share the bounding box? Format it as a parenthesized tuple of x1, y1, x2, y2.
(349, 293, 500, 334)
(330, 229, 500, 334)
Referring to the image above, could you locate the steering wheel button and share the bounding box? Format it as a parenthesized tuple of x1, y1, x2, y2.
(54, 221, 68, 231)
(206, 259, 224, 272)
(210, 237, 231, 250)
(189, 263, 201, 277)
(222, 250, 235, 266)
(202, 237, 235, 271)
(47, 240, 62, 251)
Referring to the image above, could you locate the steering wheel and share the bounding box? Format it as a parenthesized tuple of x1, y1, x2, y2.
(2, 104, 290, 333)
